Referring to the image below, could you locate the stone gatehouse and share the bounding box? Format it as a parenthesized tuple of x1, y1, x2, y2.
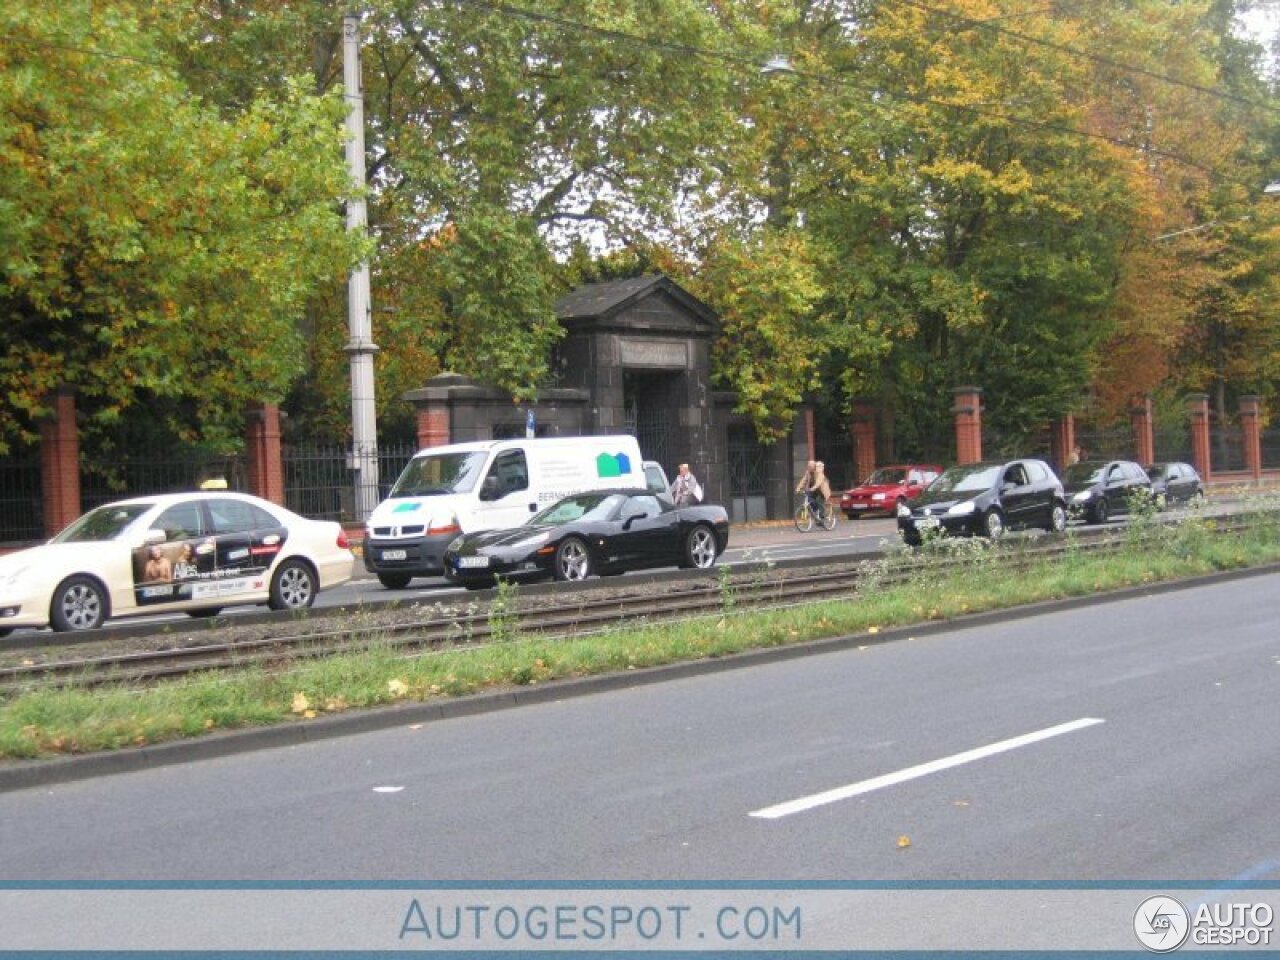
(404, 275, 805, 521)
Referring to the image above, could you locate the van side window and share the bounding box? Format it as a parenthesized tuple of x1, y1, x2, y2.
(486, 450, 529, 496)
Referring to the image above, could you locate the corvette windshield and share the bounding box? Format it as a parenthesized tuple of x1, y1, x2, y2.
(51, 504, 151, 543)
(389, 452, 487, 497)
(529, 493, 625, 526)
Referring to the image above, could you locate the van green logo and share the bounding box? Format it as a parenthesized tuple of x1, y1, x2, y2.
(595, 451, 633, 478)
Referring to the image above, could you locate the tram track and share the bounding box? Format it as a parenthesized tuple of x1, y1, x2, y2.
(0, 514, 1263, 694)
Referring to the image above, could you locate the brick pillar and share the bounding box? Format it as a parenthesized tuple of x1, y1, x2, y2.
(849, 399, 877, 485)
(1050, 413, 1076, 473)
(1186, 393, 1211, 481)
(246, 403, 285, 505)
(1239, 395, 1263, 482)
(39, 387, 81, 537)
(1130, 394, 1155, 467)
(953, 386, 983, 464)
(415, 406, 450, 450)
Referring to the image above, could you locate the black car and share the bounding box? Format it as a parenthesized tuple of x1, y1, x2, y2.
(443, 489, 730, 588)
(1062, 459, 1152, 524)
(1145, 461, 1205, 509)
(897, 459, 1066, 546)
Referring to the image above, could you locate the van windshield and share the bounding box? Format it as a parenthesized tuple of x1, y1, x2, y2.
(389, 451, 488, 497)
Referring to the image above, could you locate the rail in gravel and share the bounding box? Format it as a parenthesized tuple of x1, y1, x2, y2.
(0, 516, 1256, 694)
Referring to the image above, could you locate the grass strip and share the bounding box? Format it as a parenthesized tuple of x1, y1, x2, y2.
(1, 504, 1278, 761)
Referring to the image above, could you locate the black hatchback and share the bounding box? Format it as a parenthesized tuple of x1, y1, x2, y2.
(897, 459, 1066, 546)
(1145, 462, 1205, 509)
(1062, 459, 1152, 524)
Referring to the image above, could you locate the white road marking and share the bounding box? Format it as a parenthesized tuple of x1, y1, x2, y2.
(749, 717, 1105, 819)
(372, 786, 405, 793)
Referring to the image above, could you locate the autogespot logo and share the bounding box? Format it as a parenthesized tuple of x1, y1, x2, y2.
(1135, 896, 1190, 952)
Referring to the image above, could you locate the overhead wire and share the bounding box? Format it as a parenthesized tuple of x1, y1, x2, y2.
(0, 0, 1267, 190)
(452, 0, 1260, 189)
(883, 0, 1279, 115)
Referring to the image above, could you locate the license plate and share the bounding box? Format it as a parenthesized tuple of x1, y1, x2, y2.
(852, 504, 867, 510)
(457, 556, 490, 569)
(916, 516, 940, 530)
(381, 549, 407, 561)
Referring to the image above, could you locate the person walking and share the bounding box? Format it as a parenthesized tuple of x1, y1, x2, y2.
(670, 463, 703, 507)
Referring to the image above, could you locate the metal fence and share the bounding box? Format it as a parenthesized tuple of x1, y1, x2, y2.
(283, 441, 420, 523)
(0, 452, 43, 544)
(1208, 427, 1246, 473)
(1263, 429, 1280, 469)
(80, 452, 248, 511)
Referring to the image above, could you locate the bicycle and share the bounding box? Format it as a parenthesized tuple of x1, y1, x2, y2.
(794, 494, 838, 532)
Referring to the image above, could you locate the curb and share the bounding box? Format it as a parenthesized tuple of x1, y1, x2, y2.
(2, 562, 1279, 794)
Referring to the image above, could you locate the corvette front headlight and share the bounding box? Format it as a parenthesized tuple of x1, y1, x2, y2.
(947, 500, 976, 516)
(510, 532, 550, 549)
(1072, 490, 1093, 502)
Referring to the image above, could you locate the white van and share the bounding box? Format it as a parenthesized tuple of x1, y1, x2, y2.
(364, 435, 646, 587)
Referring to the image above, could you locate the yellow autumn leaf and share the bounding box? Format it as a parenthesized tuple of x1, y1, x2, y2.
(303, 709, 316, 719)
(388, 679, 408, 697)
(868, 626, 880, 634)
(291, 692, 310, 714)
(897, 835, 912, 849)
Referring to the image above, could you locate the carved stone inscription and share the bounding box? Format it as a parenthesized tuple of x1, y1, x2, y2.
(619, 339, 688, 369)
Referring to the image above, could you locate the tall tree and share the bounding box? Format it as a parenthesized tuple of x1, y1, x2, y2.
(0, 0, 360, 453)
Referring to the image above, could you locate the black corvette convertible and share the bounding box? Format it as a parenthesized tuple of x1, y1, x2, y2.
(442, 488, 730, 588)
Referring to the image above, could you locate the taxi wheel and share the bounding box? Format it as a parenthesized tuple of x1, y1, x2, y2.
(269, 559, 317, 611)
(50, 575, 108, 632)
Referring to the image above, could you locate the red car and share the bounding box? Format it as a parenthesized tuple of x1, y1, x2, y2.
(840, 464, 943, 519)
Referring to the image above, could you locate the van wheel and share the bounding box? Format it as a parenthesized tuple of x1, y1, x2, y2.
(553, 538, 592, 581)
(683, 525, 718, 569)
(1090, 498, 1109, 524)
(378, 573, 412, 589)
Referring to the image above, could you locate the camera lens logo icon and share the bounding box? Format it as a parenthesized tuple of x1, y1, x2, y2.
(1134, 896, 1190, 952)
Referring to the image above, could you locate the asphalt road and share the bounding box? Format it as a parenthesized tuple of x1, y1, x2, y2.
(2, 569, 1277, 883)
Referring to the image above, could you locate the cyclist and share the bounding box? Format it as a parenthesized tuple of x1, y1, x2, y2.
(796, 459, 832, 523)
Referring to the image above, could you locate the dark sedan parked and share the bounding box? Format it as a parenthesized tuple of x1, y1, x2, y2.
(897, 459, 1066, 546)
(1146, 461, 1205, 509)
(443, 489, 730, 588)
(1062, 459, 1152, 524)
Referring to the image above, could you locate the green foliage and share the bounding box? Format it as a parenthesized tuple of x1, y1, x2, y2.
(696, 230, 825, 442)
(0, 0, 359, 452)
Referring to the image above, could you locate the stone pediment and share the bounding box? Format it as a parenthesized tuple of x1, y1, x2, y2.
(554, 275, 717, 337)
